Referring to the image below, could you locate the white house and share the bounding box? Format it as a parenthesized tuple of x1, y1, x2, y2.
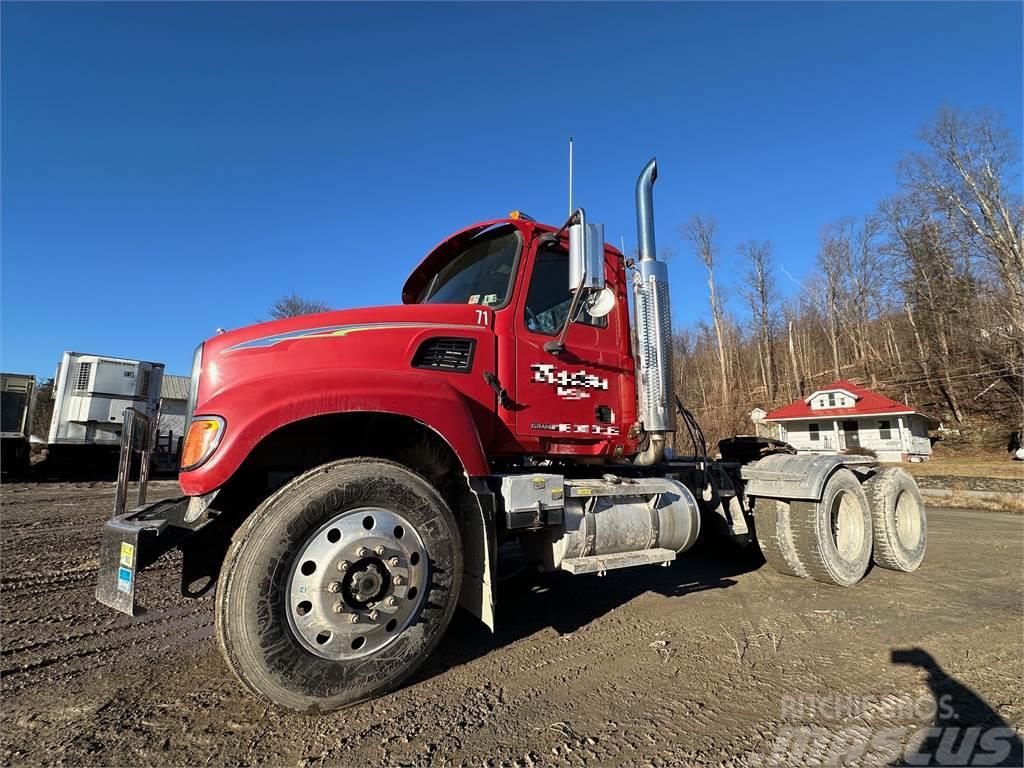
(763, 380, 938, 462)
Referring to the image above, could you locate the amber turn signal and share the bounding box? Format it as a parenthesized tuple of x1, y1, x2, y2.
(180, 417, 225, 471)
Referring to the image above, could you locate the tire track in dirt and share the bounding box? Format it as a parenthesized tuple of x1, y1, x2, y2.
(0, 603, 211, 659)
(1, 605, 214, 693)
(0, 566, 98, 592)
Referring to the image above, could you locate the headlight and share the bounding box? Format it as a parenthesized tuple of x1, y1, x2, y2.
(180, 416, 225, 472)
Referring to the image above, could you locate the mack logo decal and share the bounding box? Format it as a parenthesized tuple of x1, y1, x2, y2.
(530, 363, 609, 400)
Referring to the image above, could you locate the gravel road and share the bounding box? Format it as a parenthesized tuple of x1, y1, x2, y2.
(2, 481, 1022, 766)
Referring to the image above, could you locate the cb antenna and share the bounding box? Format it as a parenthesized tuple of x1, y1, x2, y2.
(568, 136, 573, 215)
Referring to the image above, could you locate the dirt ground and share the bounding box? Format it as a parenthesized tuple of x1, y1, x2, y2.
(2, 481, 1022, 767)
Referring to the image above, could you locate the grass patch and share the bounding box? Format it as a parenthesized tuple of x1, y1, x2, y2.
(885, 456, 1024, 480)
(923, 491, 1024, 515)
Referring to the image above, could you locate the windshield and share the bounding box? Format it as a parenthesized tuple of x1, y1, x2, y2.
(417, 225, 521, 307)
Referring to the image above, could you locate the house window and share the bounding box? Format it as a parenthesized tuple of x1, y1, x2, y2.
(827, 393, 836, 407)
(879, 420, 892, 440)
(809, 423, 820, 441)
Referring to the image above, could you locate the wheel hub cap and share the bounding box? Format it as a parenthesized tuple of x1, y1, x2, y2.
(345, 560, 387, 606)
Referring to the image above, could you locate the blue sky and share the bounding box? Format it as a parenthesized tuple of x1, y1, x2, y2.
(2, 2, 1021, 377)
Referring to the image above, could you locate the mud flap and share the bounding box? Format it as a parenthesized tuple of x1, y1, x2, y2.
(95, 496, 194, 616)
(461, 477, 496, 631)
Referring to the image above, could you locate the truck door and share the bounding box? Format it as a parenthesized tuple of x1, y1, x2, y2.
(512, 237, 629, 452)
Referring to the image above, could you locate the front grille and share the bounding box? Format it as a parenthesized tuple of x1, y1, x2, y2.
(141, 370, 151, 398)
(412, 337, 475, 373)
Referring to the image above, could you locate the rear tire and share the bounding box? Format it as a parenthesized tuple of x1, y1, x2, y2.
(215, 458, 462, 713)
(753, 499, 808, 578)
(864, 468, 927, 572)
(790, 469, 872, 587)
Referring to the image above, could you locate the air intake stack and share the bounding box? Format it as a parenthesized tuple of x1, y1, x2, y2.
(633, 158, 675, 463)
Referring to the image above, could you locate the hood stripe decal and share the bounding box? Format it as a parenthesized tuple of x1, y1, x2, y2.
(224, 322, 483, 352)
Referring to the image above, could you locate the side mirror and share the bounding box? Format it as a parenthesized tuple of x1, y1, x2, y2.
(586, 287, 617, 318)
(568, 222, 606, 293)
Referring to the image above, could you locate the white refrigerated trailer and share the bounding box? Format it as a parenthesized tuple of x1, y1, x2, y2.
(48, 352, 163, 469)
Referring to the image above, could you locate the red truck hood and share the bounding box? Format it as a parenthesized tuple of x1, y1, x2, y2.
(205, 303, 488, 358)
(197, 303, 493, 408)
(182, 301, 498, 494)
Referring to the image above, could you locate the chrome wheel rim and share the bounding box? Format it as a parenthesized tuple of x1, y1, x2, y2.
(829, 490, 865, 561)
(286, 506, 427, 660)
(894, 491, 922, 549)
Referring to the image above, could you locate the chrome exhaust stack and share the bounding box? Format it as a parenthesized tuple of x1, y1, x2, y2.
(633, 158, 675, 465)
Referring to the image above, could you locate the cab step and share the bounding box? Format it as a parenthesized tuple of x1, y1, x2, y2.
(559, 548, 676, 575)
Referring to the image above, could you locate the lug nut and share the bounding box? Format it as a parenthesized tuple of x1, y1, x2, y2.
(356, 546, 368, 557)
(385, 596, 398, 608)
(332, 601, 345, 614)
(375, 545, 387, 556)
(368, 609, 380, 621)
(348, 614, 360, 624)
(388, 557, 400, 567)
(392, 575, 404, 586)
(336, 560, 350, 572)
(328, 581, 341, 593)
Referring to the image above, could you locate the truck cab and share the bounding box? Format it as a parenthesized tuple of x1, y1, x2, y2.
(402, 217, 638, 459)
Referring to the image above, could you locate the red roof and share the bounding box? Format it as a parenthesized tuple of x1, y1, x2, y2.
(764, 380, 935, 423)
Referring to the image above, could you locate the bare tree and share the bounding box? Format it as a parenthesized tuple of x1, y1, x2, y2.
(32, 378, 55, 440)
(269, 292, 331, 319)
(847, 215, 891, 382)
(816, 223, 849, 379)
(785, 310, 805, 399)
(899, 107, 1024, 429)
(683, 215, 730, 404)
(738, 240, 779, 399)
(881, 195, 971, 423)
(668, 107, 1022, 446)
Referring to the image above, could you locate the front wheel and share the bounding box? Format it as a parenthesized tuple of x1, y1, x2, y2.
(215, 458, 463, 713)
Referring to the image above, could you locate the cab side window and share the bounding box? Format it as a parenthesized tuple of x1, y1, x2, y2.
(524, 245, 606, 335)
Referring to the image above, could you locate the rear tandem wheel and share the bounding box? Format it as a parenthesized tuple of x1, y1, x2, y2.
(789, 468, 874, 587)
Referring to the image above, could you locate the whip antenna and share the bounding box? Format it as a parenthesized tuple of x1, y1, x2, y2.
(568, 136, 574, 215)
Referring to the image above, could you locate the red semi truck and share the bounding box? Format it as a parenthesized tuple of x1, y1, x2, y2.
(96, 159, 928, 712)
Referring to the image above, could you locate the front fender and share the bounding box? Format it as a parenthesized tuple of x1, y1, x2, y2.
(179, 368, 490, 496)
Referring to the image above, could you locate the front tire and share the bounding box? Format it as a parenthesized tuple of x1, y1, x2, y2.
(215, 458, 462, 713)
